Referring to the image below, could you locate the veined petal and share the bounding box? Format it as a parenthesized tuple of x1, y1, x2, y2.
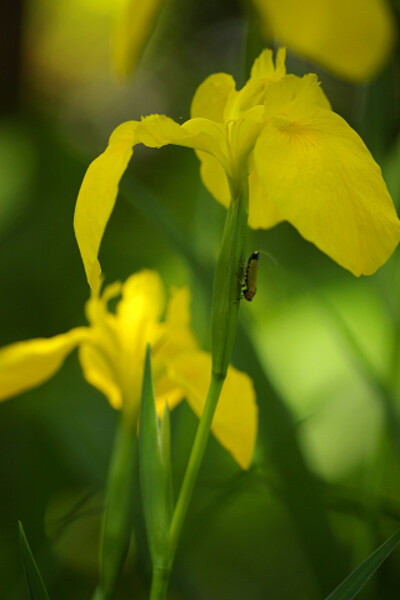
(74, 121, 138, 291)
(262, 73, 331, 121)
(167, 352, 257, 469)
(0, 328, 88, 402)
(248, 168, 282, 229)
(191, 73, 236, 122)
(252, 0, 396, 81)
(254, 109, 400, 275)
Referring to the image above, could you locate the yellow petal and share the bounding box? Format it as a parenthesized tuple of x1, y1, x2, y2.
(153, 286, 198, 367)
(262, 73, 331, 121)
(116, 270, 165, 364)
(248, 168, 282, 229)
(250, 46, 287, 82)
(191, 73, 236, 122)
(0, 328, 87, 402)
(167, 352, 257, 469)
(75, 116, 226, 289)
(113, 0, 166, 78)
(79, 343, 122, 409)
(154, 374, 185, 413)
(254, 109, 400, 275)
(252, 0, 396, 81)
(196, 151, 231, 207)
(74, 121, 138, 291)
(165, 285, 191, 328)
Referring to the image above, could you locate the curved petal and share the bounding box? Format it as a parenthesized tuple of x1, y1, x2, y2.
(0, 328, 88, 402)
(74, 121, 138, 291)
(191, 73, 236, 122)
(252, 0, 396, 81)
(78, 342, 122, 409)
(167, 351, 257, 469)
(254, 109, 400, 275)
(197, 151, 231, 208)
(74, 115, 226, 290)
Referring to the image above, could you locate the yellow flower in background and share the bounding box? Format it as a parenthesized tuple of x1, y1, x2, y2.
(0, 270, 256, 469)
(113, 0, 166, 77)
(251, 0, 396, 82)
(75, 48, 400, 291)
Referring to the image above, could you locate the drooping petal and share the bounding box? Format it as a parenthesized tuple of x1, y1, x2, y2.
(0, 328, 88, 402)
(74, 115, 227, 290)
(254, 109, 400, 275)
(251, 0, 396, 82)
(248, 168, 282, 229)
(74, 121, 138, 291)
(167, 352, 257, 469)
(197, 152, 231, 207)
(78, 342, 123, 409)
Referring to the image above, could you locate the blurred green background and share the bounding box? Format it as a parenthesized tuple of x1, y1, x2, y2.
(1, 0, 400, 598)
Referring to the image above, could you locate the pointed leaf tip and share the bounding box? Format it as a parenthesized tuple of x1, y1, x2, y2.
(139, 345, 172, 565)
(325, 528, 400, 600)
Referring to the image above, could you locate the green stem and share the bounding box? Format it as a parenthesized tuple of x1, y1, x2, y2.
(168, 182, 248, 558)
(149, 566, 170, 600)
(168, 373, 225, 555)
(149, 182, 248, 600)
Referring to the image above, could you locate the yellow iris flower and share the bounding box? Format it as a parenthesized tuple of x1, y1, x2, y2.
(0, 270, 257, 469)
(75, 48, 400, 293)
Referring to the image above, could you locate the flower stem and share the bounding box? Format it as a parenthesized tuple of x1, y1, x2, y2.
(149, 182, 248, 600)
(149, 566, 170, 600)
(168, 372, 225, 555)
(168, 182, 248, 558)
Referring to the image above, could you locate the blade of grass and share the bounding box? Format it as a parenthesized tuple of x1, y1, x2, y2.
(18, 521, 50, 600)
(325, 528, 400, 600)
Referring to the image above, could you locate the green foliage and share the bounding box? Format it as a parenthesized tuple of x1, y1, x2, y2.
(325, 529, 400, 600)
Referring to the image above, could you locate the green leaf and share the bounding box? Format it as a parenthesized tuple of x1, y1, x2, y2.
(18, 521, 50, 600)
(139, 345, 172, 566)
(99, 412, 137, 600)
(325, 528, 400, 600)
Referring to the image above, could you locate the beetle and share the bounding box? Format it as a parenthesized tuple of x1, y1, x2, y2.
(241, 251, 259, 301)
